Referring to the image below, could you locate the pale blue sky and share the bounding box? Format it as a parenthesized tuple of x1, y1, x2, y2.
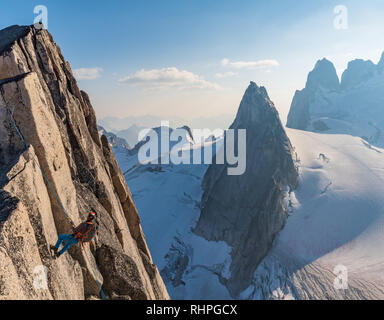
(1, 0, 383, 124)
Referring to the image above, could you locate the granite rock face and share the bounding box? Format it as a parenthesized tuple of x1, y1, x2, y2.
(286, 54, 384, 147)
(286, 58, 340, 130)
(0, 25, 169, 300)
(340, 59, 376, 91)
(194, 82, 298, 297)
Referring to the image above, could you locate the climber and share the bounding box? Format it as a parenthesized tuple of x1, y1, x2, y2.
(50, 211, 99, 258)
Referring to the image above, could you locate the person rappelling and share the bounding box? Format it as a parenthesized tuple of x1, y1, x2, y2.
(50, 211, 99, 258)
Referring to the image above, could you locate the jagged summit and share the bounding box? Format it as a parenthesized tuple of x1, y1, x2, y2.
(245, 81, 269, 99)
(231, 81, 279, 130)
(98, 125, 131, 150)
(305, 58, 340, 91)
(340, 58, 376, 90)
(195, 82, 298, 297)
(247, 81, 269, 98)
(286, 53, 384, 147)
(286, 58, 340, 130)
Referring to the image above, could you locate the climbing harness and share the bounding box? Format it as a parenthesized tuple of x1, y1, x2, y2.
(74, 222, 98, 243)
(10, 105, 107, 300)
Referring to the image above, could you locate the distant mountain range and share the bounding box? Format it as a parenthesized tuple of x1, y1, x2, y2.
(99, 114, 234, 147)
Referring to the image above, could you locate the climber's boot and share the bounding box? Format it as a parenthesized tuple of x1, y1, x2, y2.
(50, 245, 59, 258)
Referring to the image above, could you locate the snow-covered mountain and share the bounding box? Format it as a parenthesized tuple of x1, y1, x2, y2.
(287, 53, 384, 147)
(116, 127, 384, 300)
(115, 124, 147, 148)
(98, 125, 131, 149)
(110, 81, 384, 299)
(195, 82, 298, 297)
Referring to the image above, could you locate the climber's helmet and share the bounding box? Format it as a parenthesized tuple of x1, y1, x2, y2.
(87, 211, 97, 222)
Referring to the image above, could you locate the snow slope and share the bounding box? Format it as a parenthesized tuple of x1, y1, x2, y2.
(242, 129, 384, 299)
(116, 135, 231, 299)
(116, 128, 384, 299)
(306, 74, 384, 146)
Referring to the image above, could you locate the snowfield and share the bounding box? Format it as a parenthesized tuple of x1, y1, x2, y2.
(242, 129, 384, 299)
(285, 129, 384, 275)
(116, 128, 384, 299)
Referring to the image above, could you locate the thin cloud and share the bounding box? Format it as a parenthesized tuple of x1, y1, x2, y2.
(73, 67, 103, 80)
(215, 71, 237, 79)
(119, 67, 221, 90)
(221, 58, 279, 69)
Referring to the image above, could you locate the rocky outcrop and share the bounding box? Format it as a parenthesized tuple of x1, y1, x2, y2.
(98, 126, 131, 150)
(194, 82, 298, 297)
(286, 53, 384, 147)
(0, 25, 169, 300)
(286, 58, 339, 130)
(340, 59, 376, 91)
(306, 58, 340, 92)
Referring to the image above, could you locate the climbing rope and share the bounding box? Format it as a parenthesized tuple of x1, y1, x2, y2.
(10, 105, 107, 300)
